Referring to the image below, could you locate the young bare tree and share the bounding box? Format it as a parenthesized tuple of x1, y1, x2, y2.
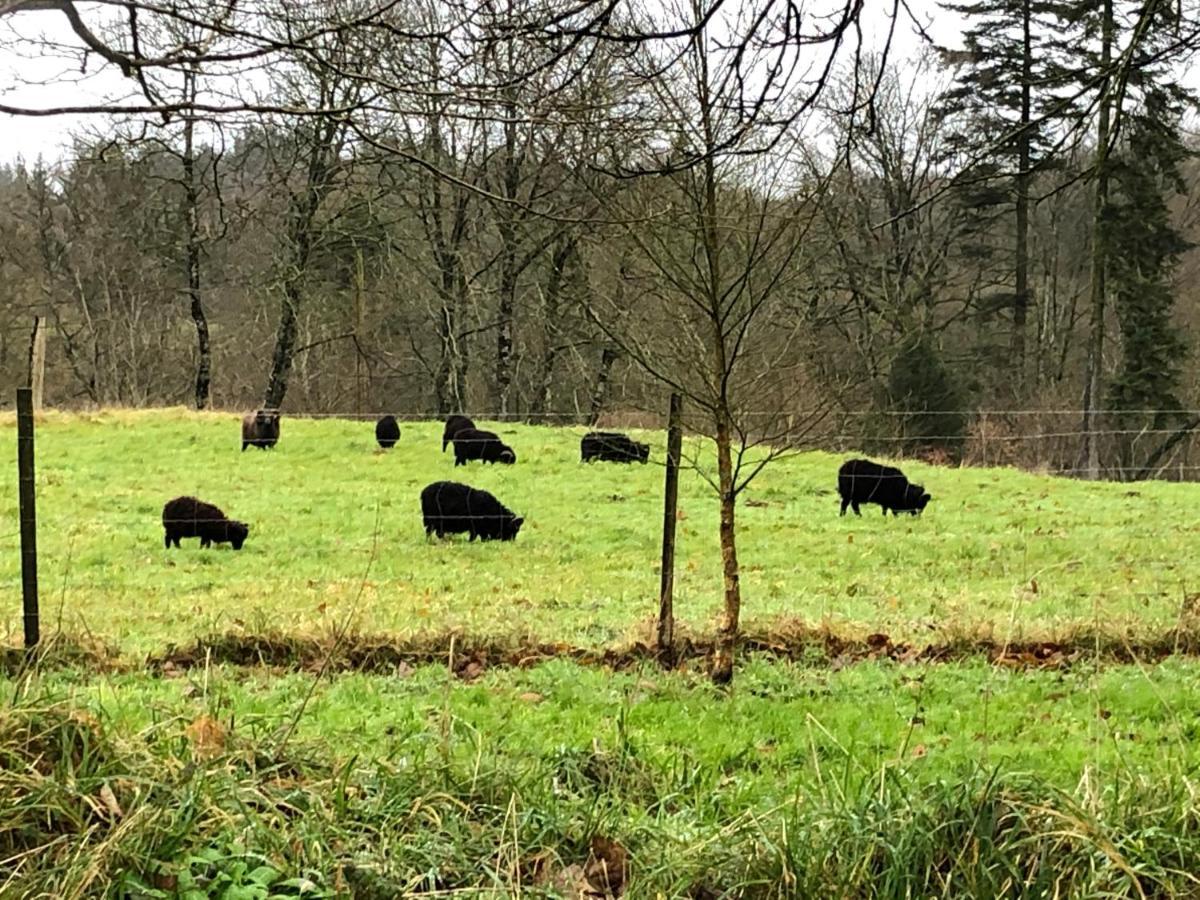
(587, 0, 833, 684)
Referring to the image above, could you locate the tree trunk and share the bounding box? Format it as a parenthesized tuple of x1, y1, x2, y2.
(1080, 0, 1113, 480)
(693, 21, 741, 686)
(263, 117, 335, 410)
(495, 94, 520, 417)
(181, 88, 211, 410)
(27, 316, 46, 409)
(588, 347, 617, 426)
(496, 268, 516, 415)
(531, 238, 574, 419)
(264, 280, 302, 409)
(710, 407, 741, 685)
(435, 259, 467, 414)
(1012, 0, 1032, 392)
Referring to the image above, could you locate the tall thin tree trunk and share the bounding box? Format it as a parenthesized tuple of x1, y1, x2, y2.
(531, 238, 574, 419)
(1012, 0, 1032, 392)
(711, 405, 741, 685)
(692, 18, 742, 685)
(263, 115, 335, 410)
(435, 262, 466, 414)
(265, 280, 302, 409)
(495, 89, 520, 417)
(181, 75, 211, 410)
(588, 347, 617, 426)
(1081, 0, 1113, 480)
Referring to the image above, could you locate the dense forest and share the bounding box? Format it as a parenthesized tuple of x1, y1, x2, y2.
(2, 0, 1200, 481)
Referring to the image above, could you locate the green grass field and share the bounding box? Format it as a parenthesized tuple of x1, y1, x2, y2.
(3, 410, 1200, 897)
(1, 408, 1196, 653)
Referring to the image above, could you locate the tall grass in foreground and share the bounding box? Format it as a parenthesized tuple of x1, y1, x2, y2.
(3, 695, 1198, 899)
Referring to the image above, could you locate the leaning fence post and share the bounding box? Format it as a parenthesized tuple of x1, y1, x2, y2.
(16, 387, 39, 648)
(658, 393, 683, 665)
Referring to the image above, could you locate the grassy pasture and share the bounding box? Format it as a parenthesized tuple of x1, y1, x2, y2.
(5, 657, 1200, 896)
(4, 410, 1200, 895)
(0, 408, 1196, 654)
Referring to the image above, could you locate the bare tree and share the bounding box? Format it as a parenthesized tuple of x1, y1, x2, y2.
(256, 2, 369, 410)
(586, 0, 833, 684)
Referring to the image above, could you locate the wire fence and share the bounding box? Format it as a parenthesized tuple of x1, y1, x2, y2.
(7, 404, 1200, 656)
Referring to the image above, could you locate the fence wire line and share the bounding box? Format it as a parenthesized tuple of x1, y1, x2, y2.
(213, 409, 1200, 418)
(224, 419, 1200, 442)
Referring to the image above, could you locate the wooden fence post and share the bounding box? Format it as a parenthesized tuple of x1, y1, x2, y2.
(658, 393, 683, 665)
(17, 387, 39, 648)
(28, 317, 46, 411)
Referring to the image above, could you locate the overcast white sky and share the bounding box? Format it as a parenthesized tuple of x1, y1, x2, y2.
(0, 1, 971, 165)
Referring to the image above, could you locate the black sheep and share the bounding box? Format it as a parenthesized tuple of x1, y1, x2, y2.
(837, 458, 931, 517)
(452, 427, 516, 466)
(442, 414, 476, 452)
(420, 481, 524, 541)
(162, 496, 250, 549)
(376, 415, 401, 449)
(581, 431, 650, 464)
(242, 409, 280, 451)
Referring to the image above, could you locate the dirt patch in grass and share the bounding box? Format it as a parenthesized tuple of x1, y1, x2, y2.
(0, 633, 125, 677)
(141, 621, 1200, 678)
(8, 620, 1199, 677)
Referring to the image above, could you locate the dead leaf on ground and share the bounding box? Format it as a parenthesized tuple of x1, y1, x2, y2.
(910, 743, 927, 759)
(586, 835, 629, 896)
(459, 660, 485, 681)
(548, 864, 597, 900)
(152, 873, 178, 892)
(98, 782, 123, 819)
(518, 691, 544, 703)
(185, 715, 227, 760)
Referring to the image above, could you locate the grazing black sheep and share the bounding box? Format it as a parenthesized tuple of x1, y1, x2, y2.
(162, 496, 250, 549)
(837, 458, 931, 517)
(442, 414, 476, 452)
(241, 409, 280, 451)
(375, 415, 401, 449)
(420, 481, 524, 541)
(581, 431, 649, 464)
(452, 427, 516, 466)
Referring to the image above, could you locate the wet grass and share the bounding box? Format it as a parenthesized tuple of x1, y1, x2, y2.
(0, 408, 1197, 657)
(4, 657, 1200, 897)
